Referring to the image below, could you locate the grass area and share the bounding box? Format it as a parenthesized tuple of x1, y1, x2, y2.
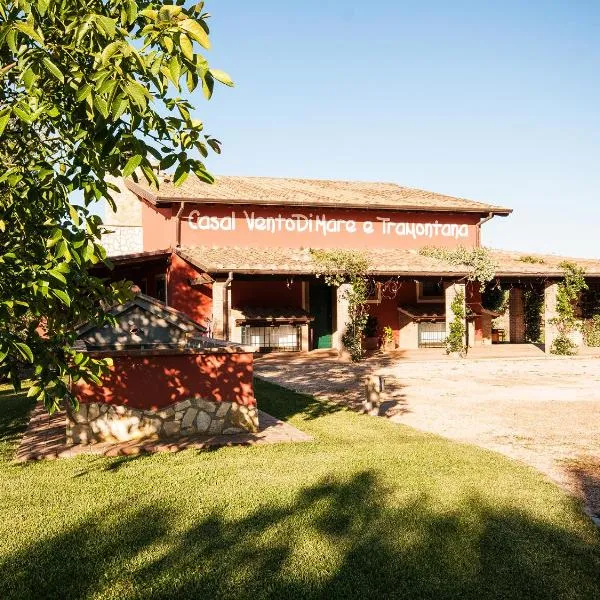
(0, 379, 599, 599)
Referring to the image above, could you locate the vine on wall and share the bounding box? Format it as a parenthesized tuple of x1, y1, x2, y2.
(581, 285, 600, 346)
(523, 284, 544, 343)
(550, 261, 587, 355)
(446, 289, 467, 356)
(310, 249, 370, 361)
(419, 246, 498, 291)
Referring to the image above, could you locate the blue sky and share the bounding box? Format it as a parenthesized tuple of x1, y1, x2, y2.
(167, 1, 600, 257)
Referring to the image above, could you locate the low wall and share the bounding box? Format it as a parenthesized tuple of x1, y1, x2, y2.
(68, 348, 258, 444)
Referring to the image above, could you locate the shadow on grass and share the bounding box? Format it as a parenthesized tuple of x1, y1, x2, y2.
(564, 457, 600, 519)
(1, 469, 599, 600)
(0, 388, 35, 456)
(254, 376, 345, 421)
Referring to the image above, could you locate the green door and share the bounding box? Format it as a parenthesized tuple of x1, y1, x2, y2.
(309, 283, 333, 349)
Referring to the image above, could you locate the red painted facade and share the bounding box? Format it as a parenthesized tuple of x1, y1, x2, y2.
(167, 253, 212, 326)
(140, 201, 480, 251)
(73, 351, 256, 410)
(105, 184, 495, 351)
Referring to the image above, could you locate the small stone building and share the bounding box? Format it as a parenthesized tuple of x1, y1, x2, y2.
(69, 294, 258, 444)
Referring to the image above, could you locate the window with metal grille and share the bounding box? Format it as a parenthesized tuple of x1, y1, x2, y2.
(241, 325, 301, 352)
(418, 322, 447, 348)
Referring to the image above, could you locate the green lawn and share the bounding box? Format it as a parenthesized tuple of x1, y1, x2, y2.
(1, 379, 599, 599)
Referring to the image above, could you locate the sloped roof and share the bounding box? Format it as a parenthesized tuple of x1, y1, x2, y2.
(176, 246, 600, 278)
(77, 293, 206, 339)
(125, 174, 512, 215)
(232, 307, 314, 324)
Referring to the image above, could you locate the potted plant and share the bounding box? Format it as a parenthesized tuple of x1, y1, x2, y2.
(381, 325, 394, 351)
(363, 315, 379, 351)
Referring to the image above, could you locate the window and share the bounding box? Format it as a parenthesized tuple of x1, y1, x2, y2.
(138, 278, 148, 295)
(155, 275, 167, 304)
(241, 325, 301, 352)
(417, 281, 444, 303)
(418, 322, 447, 348)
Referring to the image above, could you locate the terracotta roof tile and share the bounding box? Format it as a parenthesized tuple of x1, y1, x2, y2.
(176, 246, 600, 278)
(126, 175, 511, 215)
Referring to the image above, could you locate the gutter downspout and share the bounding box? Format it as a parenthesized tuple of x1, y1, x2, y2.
(223, 271, 233, 340)
(477, 212, 494, 246)
(175, 201, 186, 247)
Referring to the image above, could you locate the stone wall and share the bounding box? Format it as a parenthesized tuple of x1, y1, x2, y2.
(101, 225, 143, 256)
(67, 396, 259, 444)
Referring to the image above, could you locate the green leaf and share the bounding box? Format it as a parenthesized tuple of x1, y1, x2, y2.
(0, 220, 5, 232)
(209, 69, 234, 87)
(168, 56, 181, 85)
(179, 19, 211, 49)
(47, 269, 67, 285)
(14, 342, 34, 363)
(37, 0, 49, 16)
(202, 72, 214, 100)
(76, 83, 92, 102)
(173, 163, 189, 186)
(43, 57, 64, 82)
(101, 41, 121, 65)
(52, 289, 71, 306)
(123, 154, 143, 177)
(180, 34, 193, 61)
(95, 16, 116, 38)
(0, 109, 10, 136)
(15, 22, 44, 45)
(126, 0, 138, 24)
(125, 81, 148, 108)
(27, 385, 41, 398)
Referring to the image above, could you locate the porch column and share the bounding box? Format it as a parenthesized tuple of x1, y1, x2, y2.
(333, 283, 351, 351)
(444, 281, 466, 345)
(509, 288, 525, 343)
(544, 281, 559, 354)
(300, 323, 310, 351)
(211, 281, 228, 339)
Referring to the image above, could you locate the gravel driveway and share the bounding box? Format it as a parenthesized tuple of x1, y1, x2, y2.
(255, 353, 600, 516)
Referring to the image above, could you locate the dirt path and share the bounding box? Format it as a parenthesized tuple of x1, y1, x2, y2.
(255, 353, 600, 516)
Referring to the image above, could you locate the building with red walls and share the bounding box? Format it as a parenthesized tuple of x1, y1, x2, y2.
(100, 174, 600, 354)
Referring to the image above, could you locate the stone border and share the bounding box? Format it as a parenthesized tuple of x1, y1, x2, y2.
(16, 406, 312, 462)
(67, 397, 259, 444)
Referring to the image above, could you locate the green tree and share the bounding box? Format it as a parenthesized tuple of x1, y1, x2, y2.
(0, 1, 231, 410)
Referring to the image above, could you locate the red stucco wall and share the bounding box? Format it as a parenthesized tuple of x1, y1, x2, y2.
(231, 280, 303, 308)
(167, 253, 212, 326)
(72, 351, 256, 410)
(140, 201, 480, 251)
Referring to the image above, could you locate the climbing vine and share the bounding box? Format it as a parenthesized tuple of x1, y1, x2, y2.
(523, 284, 544, 343)
(310, 249, 370, 361)
(550, 261, 587, 355)
(419, 246, 498, 291)
(481, 283, 508, 313)
(446, 289, 467, 356)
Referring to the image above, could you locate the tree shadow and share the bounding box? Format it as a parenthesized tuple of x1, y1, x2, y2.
(0, 389, 35, 458)
(2, 469, 599, 599)
(254, 376, 345, 421)
(563, 456, 600, 520)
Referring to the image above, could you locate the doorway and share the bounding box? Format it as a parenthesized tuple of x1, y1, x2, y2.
(309, 283, 333, 349)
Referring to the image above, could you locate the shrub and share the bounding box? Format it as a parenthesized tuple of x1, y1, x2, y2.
(550, 334, 577, 356)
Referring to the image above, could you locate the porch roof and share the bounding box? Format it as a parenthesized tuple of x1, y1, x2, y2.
(176, 246, 600, 278)
(232, 307, 313, 325)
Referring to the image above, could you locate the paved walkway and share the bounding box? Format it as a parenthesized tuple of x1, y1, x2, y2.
(255, 351, 600, 516)
(15, 405, 311, 462)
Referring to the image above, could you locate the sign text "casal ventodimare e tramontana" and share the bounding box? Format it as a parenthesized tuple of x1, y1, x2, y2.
(187, 210, 469, 240)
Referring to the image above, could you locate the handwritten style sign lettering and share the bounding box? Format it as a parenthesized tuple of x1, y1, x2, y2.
(187, 210, 469, 240)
